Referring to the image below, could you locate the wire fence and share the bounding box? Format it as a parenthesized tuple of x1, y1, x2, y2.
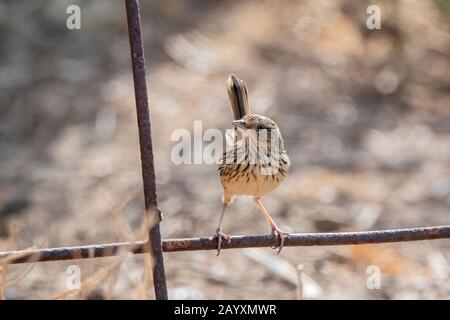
(125, 0, 167, 300)
(0, 0, 449, 300)
(2, 225, 449, 262)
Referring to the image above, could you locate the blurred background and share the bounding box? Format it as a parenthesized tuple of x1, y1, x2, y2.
(0, 0, 449, 299)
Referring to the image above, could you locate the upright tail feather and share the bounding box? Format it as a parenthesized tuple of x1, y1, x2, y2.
(226, 74, 249, 120)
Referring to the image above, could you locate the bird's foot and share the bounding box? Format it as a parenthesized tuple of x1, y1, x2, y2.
(271, 227, 290, 254)
(213, 228, 231, 256)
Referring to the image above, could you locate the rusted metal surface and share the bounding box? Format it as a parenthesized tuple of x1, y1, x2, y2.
(125, 0, 168, 300)
(0, 241, 148, 264)
(162, 225, 450, 251)
(2, 225, 449, 264)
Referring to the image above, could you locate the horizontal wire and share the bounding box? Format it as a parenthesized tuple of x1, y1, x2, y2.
(1, 225, 449, 264)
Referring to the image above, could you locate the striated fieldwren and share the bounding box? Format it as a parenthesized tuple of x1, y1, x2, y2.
(215, 74, 291, 255)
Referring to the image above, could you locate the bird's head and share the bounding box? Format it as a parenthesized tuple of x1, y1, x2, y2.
(232, 114, 278, 131)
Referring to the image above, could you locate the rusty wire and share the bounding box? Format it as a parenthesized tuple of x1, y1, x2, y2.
(1, 225, 449, 264)
(125, 0, 167, 300)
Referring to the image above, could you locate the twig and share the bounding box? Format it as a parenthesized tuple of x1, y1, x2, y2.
(296, 264, 303, 300)
(1, 225, 449, 264)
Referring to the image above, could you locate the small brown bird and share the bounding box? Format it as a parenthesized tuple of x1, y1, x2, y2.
(215, 74, 291, 255)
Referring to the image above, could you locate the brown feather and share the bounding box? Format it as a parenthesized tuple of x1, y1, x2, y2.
(226, 74, 249, 120)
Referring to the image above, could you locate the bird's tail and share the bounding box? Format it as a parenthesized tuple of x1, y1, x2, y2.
(226, 74, 249, 120)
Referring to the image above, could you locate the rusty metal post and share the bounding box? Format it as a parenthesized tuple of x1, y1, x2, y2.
(125, 0, 168, 300)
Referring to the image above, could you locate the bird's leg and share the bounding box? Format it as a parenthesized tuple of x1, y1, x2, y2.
(213, 202, 231, 256)
(254, 197, 290, 253)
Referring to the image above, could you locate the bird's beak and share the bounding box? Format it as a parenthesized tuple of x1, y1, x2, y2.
(232, 119, 248, 129)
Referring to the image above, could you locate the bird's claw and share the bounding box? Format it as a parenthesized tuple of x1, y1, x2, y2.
(271, 227, 290, 254)
(213, 228, 230, 256)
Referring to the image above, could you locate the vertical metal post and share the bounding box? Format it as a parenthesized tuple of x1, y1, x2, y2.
(125, 0, 168, 300)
